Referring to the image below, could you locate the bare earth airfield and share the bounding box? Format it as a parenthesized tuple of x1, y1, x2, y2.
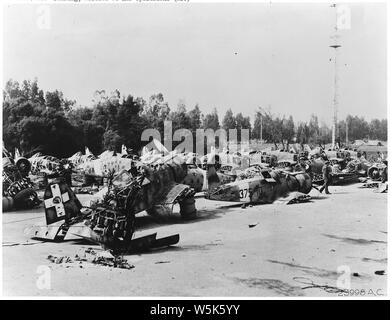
(3, 183, 387, 297)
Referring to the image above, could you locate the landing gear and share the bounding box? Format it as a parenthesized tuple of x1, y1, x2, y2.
(179, 197, 197, 220)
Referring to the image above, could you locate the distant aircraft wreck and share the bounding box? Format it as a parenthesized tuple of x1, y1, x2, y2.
(206, 165, 312, 204)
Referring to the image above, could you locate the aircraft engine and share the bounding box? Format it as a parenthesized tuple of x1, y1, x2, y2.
(367, 164, 386, 181)
(15, 157, 31, 175)
(294, 173, 312, 194)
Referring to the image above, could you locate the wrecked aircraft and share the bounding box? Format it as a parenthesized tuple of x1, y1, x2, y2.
(307, 156, 373, 185)
(206, 166, 312, 204)
(70, 147, 135, 184)
(2, 147, 40, 211)
(26, 160, 197, 251)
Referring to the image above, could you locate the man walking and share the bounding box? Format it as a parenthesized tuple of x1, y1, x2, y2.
(381, 159, 388, 183)
(319, 159, 332, 194)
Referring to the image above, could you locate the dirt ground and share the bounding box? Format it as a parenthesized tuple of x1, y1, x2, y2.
(2, 183, 387, 297)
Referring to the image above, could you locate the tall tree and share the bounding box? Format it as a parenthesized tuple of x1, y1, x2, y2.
(169, 100, 192, 130)
(296, 122, 310, 146)
(117, 95, 145, 151)
(141, 93, 170, 135)
(281, 116, 295, 150)
(346, 115, 369, 141)
(252, 108, 283, 148)
(3, 79, 80, 157)
(188, 104, 202, 132)
(202, 108, 220, 130)
(222, 109, 236, 131)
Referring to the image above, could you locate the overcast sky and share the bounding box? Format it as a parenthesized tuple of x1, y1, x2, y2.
(3, 2, 387, 126)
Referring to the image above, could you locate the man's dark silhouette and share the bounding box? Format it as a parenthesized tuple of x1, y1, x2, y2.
(319, 160, 332, 194)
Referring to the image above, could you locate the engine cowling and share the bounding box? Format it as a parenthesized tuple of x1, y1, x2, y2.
(294, 173, 312, 194)
(15, 157, 31, 175)
(367, 164, 386, 181)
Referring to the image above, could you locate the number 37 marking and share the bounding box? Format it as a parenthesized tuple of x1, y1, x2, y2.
(239, 188, 250, 199)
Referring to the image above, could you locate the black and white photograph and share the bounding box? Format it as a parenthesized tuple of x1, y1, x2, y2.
(1, 0, 388, 301)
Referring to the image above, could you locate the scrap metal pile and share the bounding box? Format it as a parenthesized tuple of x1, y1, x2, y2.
(2, 142, 388, 253)
(25, 159, 197, 253)
(2, 147, 40, 211)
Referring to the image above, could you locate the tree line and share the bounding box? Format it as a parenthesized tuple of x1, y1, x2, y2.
(3, 79, 387, 158)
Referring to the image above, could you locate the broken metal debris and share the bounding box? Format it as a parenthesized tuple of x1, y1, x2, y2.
(375, 183, 388, 193)
(81, 250, 134, 269)
(361, 182, 381, 189)
(2, 147, 40, 211)
(285, 193, 311, 205)
(360, 181, 388, 193)
(374, 270, 386, 275)
(123, 233, 180, 254)
(47, 249, 134, 270)
(275, 192, 312, 205)
(47, 255, 73, 264)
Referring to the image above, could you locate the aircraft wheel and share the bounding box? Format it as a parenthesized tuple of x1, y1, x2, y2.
(180, 197, 197, 220)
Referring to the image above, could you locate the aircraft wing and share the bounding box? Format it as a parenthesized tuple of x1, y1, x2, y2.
(155, 183, 195, 206)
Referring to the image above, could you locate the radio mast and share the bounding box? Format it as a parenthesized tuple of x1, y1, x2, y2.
(330, 4, 341, 150)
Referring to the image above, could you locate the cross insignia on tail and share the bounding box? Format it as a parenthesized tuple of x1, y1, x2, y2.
(44, 184, 70, 218)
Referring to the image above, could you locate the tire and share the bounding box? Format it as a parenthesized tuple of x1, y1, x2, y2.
(13, 188, 39, 209)
(179, 197, 197, 220)
(2, 197, 14, 212)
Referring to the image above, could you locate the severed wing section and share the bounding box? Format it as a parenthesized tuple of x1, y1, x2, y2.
(147, 183, 196, 219)
(156, 183, 194, 205)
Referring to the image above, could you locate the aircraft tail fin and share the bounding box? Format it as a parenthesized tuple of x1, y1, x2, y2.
(43, 181, 83, 226)
(26, 181, 83, 241)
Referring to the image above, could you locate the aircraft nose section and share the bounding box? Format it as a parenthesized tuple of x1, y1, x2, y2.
(207, 184, 241, 202)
